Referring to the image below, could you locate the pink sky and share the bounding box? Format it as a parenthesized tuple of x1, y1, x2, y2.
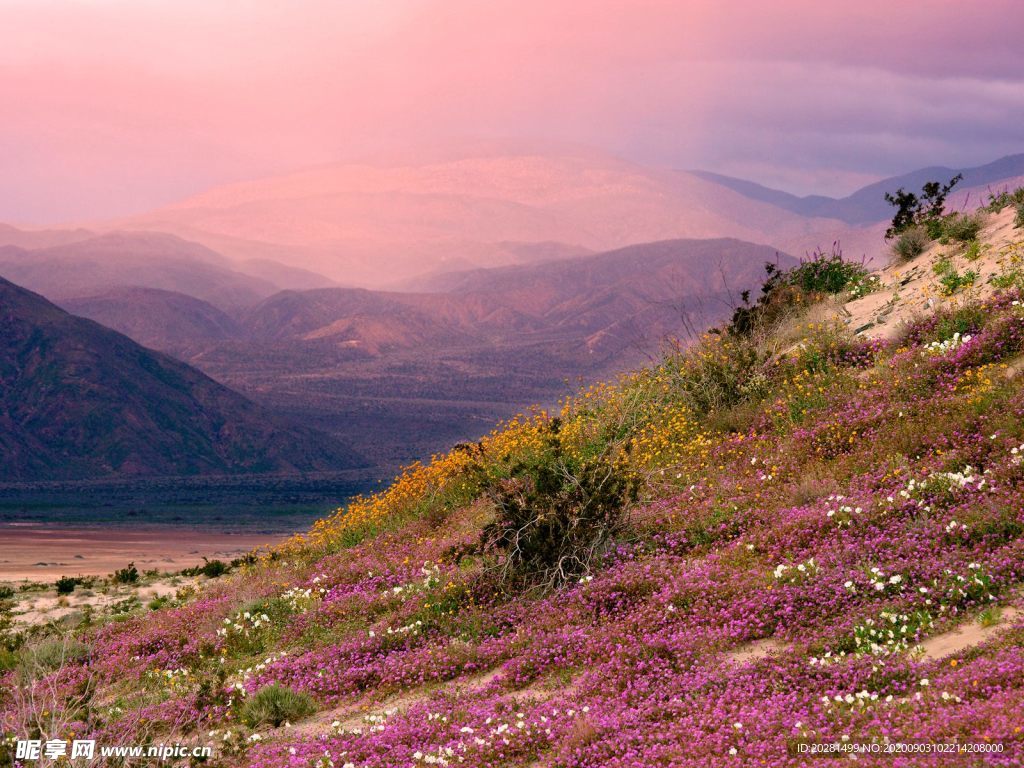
(1, 0, 1022, 223)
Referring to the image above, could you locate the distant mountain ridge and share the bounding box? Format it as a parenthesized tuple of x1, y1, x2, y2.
(103, 149, 1023, 285)
(0, 276, 363, 481)
(92, 238, 794, 467)
(0, 227, 337, 309)
(61, 287, 246, 355)
(227, 238, 796, 359)
(104, 149, 862, 284)
(692, 153, 1024, 225)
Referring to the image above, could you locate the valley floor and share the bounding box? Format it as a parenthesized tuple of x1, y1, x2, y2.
(0, 523, 284, 582)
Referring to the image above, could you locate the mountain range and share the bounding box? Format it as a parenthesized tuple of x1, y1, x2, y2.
(0, 277, 362, 481)
(50, 238, 792, 465)
(101, 148, 1024, 286)
(3, 148, 1023, 478)
(691, 153, 1024, 225)
(0, 230, 336, 312)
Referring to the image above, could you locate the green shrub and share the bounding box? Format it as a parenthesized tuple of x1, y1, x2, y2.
(940, 211, 984, 243)
(55, 576, 80, 595)
(784, 249, 871, 294)
(0, 591, 21, 658)
(240, 684, 316, 727)
(933, 255, 977, 295)
(891, 226, 931, 261)
(666, 335, 765, 415)
(201, 559, 229, 578)
(728, 246, 870, 336)
(984, 186, 1024, 213)
(962, 240, 983, 261)
(1016, 201, 1024, 230)
(147, 596, 171, 611)
(18, 637, 89, 681)
(476, 421, 638, 591)
(181, 558, 231, 578)
(110, 596, 141, 614)
(884, 175, 962, 239)
(112, 562, 139, 584)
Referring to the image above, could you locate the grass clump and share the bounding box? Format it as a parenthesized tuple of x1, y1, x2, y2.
(891, 225, 931, 261)
(978, 605, 1003, 628)
(933, 256, 978, 296)
(939, 211, 984, 243)
(240, 684, 316, 727)
(17, 637, 89, 682)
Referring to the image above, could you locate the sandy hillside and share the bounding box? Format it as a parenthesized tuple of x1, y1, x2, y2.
(837, 205, 1023, 338)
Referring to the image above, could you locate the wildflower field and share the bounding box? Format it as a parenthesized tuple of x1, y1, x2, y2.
(4, 217, 1024, 766)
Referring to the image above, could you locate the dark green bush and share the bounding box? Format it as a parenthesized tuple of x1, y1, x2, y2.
(181, 558, 231, 578)
(476, 421, 638, 591)
(112, 562, 139, 584)
(240, 684, 316, 727)
(147, 596, 171, 611)
(55, 576, 80, 595)
(728, 245, 870, 336)
(884, 175, 962, 239)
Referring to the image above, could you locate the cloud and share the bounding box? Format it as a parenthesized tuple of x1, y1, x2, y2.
(0, 0, 1022, 221)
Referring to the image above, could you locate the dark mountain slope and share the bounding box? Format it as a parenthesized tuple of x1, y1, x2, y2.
(0, 276, 363, 481)
(61, 287, 246, 356)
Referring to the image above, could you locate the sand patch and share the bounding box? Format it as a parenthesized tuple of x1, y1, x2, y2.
(0, 522, 284, 581)
(918, 607, 1021, 661)
(10, 576, 202, 628)
(725, 638, 787, 664)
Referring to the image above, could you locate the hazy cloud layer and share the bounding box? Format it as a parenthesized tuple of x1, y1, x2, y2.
(1, 0, 1022, 222)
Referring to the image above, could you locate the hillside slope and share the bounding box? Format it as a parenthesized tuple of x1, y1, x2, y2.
(3, 203, 1024, 765)
(0, 277, 362, 480)
(61, 287, 247, 355)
